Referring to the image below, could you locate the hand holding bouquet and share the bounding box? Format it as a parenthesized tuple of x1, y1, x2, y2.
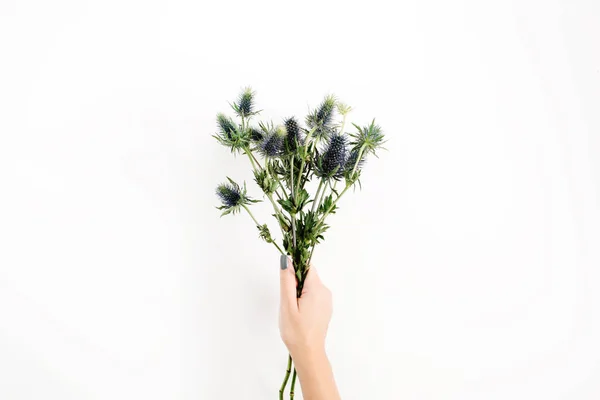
(214, 88, 385, 398)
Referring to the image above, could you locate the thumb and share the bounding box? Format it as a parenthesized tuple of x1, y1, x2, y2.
(279, 255, 298, 310)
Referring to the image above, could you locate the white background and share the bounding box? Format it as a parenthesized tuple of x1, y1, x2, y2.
(1, 0, 599, 399)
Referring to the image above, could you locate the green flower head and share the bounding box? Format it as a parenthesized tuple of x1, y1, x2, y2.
(349, 119, 386, 157)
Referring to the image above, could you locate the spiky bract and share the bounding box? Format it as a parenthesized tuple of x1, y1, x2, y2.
(349, 119, 386, 157)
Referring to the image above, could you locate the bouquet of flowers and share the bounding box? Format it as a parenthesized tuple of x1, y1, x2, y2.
(214, 88, 385, 398)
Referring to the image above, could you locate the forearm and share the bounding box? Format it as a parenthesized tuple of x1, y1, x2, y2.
(292, 348, 340, 400)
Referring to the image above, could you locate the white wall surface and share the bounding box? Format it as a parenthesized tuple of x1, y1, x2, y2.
(1, 0, 599, 399)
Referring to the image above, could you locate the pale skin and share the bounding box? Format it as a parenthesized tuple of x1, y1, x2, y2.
(279, 256, 341, 400)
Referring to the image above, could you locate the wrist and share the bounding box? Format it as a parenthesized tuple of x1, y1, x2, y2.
(290, 345, 328, 369)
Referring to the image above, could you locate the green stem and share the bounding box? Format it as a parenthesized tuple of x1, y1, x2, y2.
(270, 166, 289, 200)
(272, 240, 285, 256)
(294, 127, 318, 194)
(302, 127, 317, 153)
(249, 151, 263, 170)
(351, 144, 366, 178)
(308, 243, 317, 266)
(331, 178, 338, 194)
(311, 179, 325, 214)
(245, 147, 258, 171)
(267, 193, 290, 225)
(316, 184, 351, 229)
(279, 355, 293, 400)
(338, 114, 347, 136)
(317, 180, 331, 210)
(290, 156, 297, 247)
(295, 156, 304, 198)
(290, 368, 297, 399)
(244, 147, 289, 232)
(242, 205, 284, 255)
(242, 204, 260, 226)
(275, 190, 283, 201)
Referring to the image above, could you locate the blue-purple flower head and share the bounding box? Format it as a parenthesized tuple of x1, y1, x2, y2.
(216, 182, 241, 208)
(231, 87, 258, 118)
(316, 133, 349, 180)
(283, 117, 304, 154)
(216, 113, 237, 140)
(213, 113, 252, 153)
(249, 126, 264, 142)
(215, 178, 259, 216)
(258, 124, 286, 158)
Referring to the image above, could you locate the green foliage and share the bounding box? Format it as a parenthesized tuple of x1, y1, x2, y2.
(277, 189, 311, 215)
(253, 169, 278, 195)
(318, 194, 337, 215)
(213, 88, 385, 293)
(258, 224, 274, 243)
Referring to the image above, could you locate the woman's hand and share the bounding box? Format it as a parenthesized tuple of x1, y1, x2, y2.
(279, 255, 340, 400)
(279, 255, 332, 357)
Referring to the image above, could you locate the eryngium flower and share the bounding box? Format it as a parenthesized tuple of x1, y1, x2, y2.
(216, 178, 259, 216)
(316, 133, 348, 179)
(217, 113, 237, 140)
(216, 182, 242, 208)
(249, 126, 263, 142)
(350, 119, 386, 156)
(213, 113, 252, 153)
(283, 117, 303, 153)
(232, 87, 257, 117)
(258, 126, 286, 157)
(306, 95, 336, 140)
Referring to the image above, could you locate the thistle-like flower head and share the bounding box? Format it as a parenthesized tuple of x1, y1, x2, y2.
(213, 113, 251, 153)
(258, 123, 286, 158)
(216, 113, 237, 140)
(215, 177, 259, 216)
(316, 132, 349, 180)
(306, 95, 337, 141)
(349, 119, 386, 157)
(249, 126, 263, 142)
(336, 101, 352, 117)
(216, 182, 241, 208)
(230, 87, 258, 118)
(283, 116, 304, 154)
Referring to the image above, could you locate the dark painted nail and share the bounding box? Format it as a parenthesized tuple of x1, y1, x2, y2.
(280, 254, 288, 270)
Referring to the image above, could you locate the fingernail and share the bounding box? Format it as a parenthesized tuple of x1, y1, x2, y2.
(280, 254, 288, 270)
